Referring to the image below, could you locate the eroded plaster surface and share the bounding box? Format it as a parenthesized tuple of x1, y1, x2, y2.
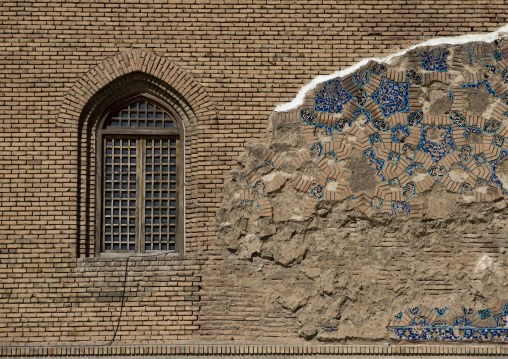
(218, 32, 508, 342)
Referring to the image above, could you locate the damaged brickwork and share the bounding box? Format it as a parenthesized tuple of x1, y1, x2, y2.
(5, 0, 508, 349)
(218, 39, 508, 342)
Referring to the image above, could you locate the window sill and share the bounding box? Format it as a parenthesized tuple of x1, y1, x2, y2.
(78, 251, 186, 264)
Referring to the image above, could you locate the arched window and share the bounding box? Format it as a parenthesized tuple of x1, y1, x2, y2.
(96, 96, 183, 253)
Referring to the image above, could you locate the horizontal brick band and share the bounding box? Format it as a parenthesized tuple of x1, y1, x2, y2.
(1, 344, 508, 357)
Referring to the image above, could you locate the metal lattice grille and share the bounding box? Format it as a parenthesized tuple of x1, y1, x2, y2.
(144, 139, 178, 251)
(103, 139, 137, 251)
(100, 98, 180, 253)
(108, 100, 176, 128)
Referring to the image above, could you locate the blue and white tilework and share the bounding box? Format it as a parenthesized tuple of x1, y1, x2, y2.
(291, 56, 508, 220)
(371, 78, 410, 117)
(418, 125, 455, 162)
(419, 48, 450, 72)
(391, 303, 508, 341)
(352, 68, 370, 87)
(314, 79, 353, 113)
(462, 80, 499, 98)
(363, 149, 386, 182)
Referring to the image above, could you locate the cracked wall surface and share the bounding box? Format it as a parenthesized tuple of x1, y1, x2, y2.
(217, 38, 508, 343)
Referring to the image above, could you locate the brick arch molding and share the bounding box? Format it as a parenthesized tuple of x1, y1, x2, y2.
(56, 50, 218, 257)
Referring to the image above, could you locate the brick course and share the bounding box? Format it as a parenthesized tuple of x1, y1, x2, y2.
(2, 0, 508, 348)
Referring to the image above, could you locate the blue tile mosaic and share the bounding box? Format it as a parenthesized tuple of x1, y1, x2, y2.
(405, 162, 424, 177)
(503, 68, 508, 83)
(300, 109, 317, 126)
(408, 307, 420, 316)
(391, 124, 410, 143)
(453, 317, 474, 327)
(462, 80, 499, 98)
(310, 142, 323, 159)
(473, 153, 487, 165)
(484, 120, 501, 133)
(369, 133, 382, 145)
(464, 126, 482, 138)
(310, 185, 324, 199)
(407, 111, 423, 127)
(449, 111, 466, 127)
(392, 327, 508, 341)
(352, 68, 370, 87)
(403, 182, 416, 200)
(409, 317, 429, 327)
(406, 69, 422, 85)
(458, 145, 472, 162)
(363, 148, 386, 182)
(494, 314, 507, 327)
(493, 134, 505, 148)
(243, 49, 508, 223)
(392, 201, 411, 216)
(478, 309, 491, 320)
(355, 88, 367, 107)
(353, 108, 371, 124)
(403, 144, 416, 161)
(465, 46, 482, 64)
(391, 303, 508, 341)
(485, 64, 500, 74)
(314, 79, 353, 113)
(493, 50, 503, 61)
(435, 307, 449, 317)
(325, 150, 338, 162)
(317, 123, 333, 136)
(372, 118, 390, 132)
(419, 48, 450, 71)
(429, 166, 447, 177)
(370, 63, 387, 76)
(418, 125, 456, 162)
(334, 118, 352, 132)
(371, 78, 410, 117)
(388, 151, 401, 165)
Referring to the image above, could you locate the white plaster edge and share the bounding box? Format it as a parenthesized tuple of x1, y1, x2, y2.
(275, 24, 508, 113)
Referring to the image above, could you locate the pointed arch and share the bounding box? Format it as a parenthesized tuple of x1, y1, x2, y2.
(57, 50, 217, 257)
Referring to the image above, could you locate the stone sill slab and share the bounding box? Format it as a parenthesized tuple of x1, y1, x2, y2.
(1, 345, 508, 357)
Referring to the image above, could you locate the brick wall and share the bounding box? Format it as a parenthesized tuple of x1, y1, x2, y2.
(1, 0, 508, 346)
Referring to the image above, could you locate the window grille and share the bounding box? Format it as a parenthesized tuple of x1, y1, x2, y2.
(98, 98, 181, 253)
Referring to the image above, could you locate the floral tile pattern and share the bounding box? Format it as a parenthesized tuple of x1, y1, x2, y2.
(391, 304, 508, 341)
(371, 78, 410, 117)
(314, 79, 353, 113)
(419, 48, 450, 71)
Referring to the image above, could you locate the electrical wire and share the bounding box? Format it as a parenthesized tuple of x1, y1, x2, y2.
(5, 252, 172, 349)
(104, 252, 171, 346)
(105, 256, 130, 346)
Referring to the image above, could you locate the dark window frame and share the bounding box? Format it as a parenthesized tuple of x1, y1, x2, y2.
(95, 94, 185, 256)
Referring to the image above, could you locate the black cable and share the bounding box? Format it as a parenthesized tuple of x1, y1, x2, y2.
(105, 256, 130, 347)
(104, 252, 170, 346)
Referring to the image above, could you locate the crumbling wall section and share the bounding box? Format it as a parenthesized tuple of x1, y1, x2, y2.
(216, 39, 508, 342)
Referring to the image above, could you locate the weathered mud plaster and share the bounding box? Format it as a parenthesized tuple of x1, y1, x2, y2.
(218, 30, 508, 343)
